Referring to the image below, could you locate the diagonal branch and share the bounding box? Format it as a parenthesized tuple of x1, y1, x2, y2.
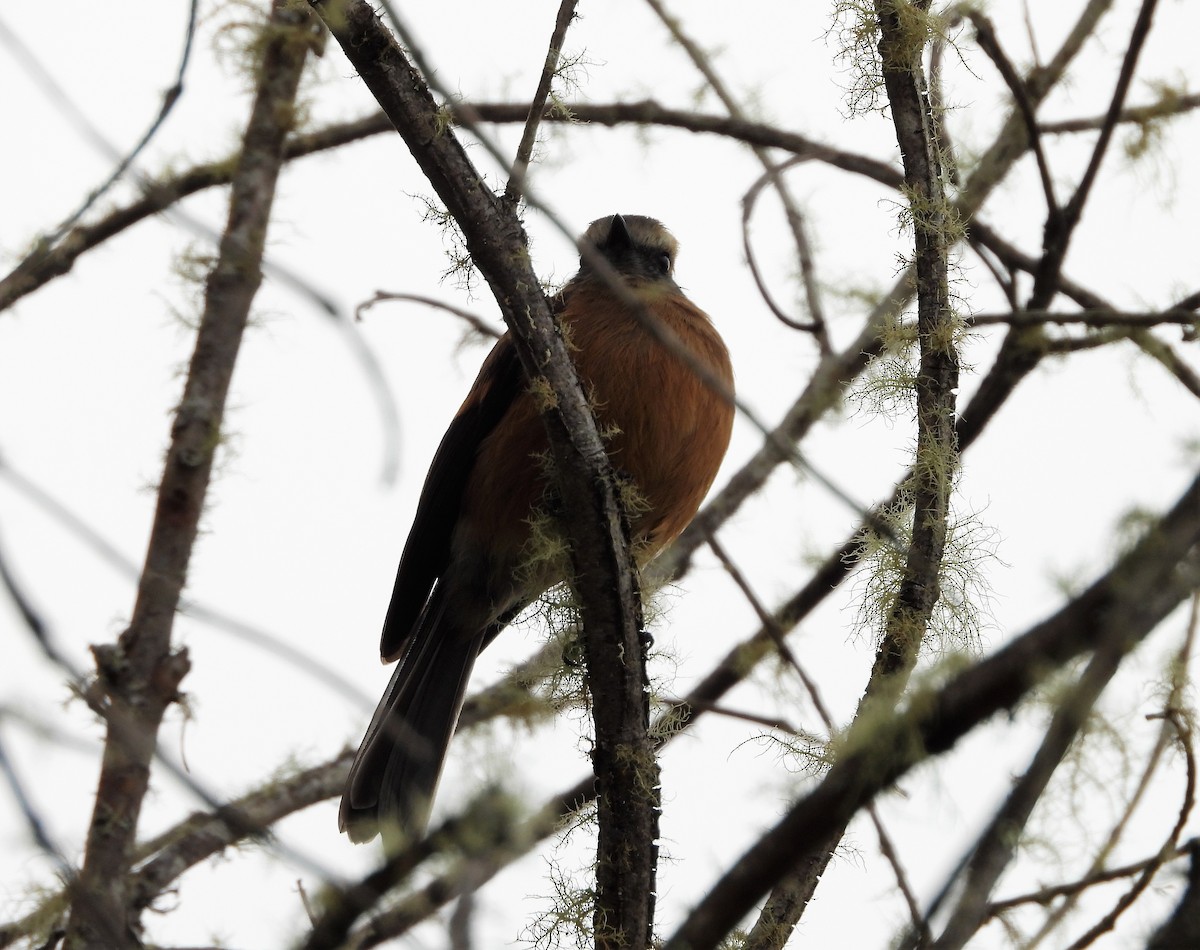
(307, 2, 655, 944)
(62, 5, 318, 948)
(969, 12, 1058, 214)
(502, 0, 578, 204)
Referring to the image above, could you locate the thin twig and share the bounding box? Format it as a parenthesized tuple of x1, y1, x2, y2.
(1064, 707, 1195, 949)
(969, 12, 1058, 214)
(925, 640, 1129, 950)
(1041, 91, 1200, 133)
(988, 845, 1193, 914)
(703, 534, 931, 941)
(503, 0, 578, 204)
(355, 291, 503, 339)
(740, 157, 824, 334)
(643, 0, 833, 353)
(967, 310, 1199, 328)
(1020, 592, 1200, 948)
(0, 1, 198, 255)
(704, 533, 834, 730)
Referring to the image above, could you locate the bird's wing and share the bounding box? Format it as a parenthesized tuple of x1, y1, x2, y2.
(379, 333, 525, 661)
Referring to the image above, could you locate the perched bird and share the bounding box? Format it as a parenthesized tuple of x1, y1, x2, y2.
(340, 214, 734, 843)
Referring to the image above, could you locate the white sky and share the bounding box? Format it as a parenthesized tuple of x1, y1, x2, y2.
(2, 2, 1199, 947)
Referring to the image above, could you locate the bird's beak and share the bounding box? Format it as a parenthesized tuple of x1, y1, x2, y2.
(609, 214, 632, 248)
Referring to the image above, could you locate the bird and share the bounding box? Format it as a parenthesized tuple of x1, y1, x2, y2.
(340, 213, 734, 844)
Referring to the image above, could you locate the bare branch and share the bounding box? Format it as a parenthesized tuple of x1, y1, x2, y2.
(740, 157, 826, 335)
(1041, 91, 1200, 134)
(309, 2, 655, 943)
(1033, 0, 1161, 309)
(503, 0, 579, 204)
(1065, 704, 1194, 948)
(707, 533, 928, 940)
(0, 101, 901, 316)
(0, 2, 199, 256)
(743, 6, 962, 942)
(63, 7, 317, 947)
(355, 292, 503, 340)
(969, 13, 1059, 214)
(967, 310, 1198, 328)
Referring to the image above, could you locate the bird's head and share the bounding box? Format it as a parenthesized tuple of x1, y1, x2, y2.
(574, 214, 680, 289)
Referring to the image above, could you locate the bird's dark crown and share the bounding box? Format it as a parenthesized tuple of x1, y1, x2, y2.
(574, 214, 680, 287)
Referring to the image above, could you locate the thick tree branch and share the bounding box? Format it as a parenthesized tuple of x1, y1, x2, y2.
(307, 2, 655, 944)
(63, 6, 315, 948)
(743, 4, 960, 943)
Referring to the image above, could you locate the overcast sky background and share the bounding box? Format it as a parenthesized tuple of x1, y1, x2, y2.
(2, 2, 1199, 947)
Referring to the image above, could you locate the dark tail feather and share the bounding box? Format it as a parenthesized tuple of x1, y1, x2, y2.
(340, 590, 484, 844)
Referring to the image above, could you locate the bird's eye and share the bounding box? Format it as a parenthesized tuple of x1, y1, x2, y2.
(655, 251, 671, 275)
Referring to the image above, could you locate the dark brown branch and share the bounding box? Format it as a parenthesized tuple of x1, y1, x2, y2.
(0, 0, 198, 258)
(867, 0, 958, 692)
(1018, 596, 1198, 946)
(1032, 0, 1160, 309)
(471, 102, 906, 189)
(969, 13, 1059, 214)
(665, 470, 1200, 950)
(931, 0, 1117, 452)
(63, 7, 315, 948)
(740, 157, 825, 335)
(502, 0, 578, 204)
(131, 754, 350, 913)
(987, 845, 1192, 915)
(1, 636, 566, 948)
(307, 2, 654, 945)
(707, 533, 928, 939)
(0, 101, 899, 316)
(355, 292, 503, 339)
(302, 787, 517, 950)
(0, 114, 387, 313)
(345, 781, 594, 948)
